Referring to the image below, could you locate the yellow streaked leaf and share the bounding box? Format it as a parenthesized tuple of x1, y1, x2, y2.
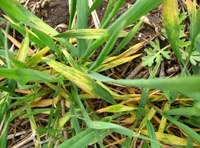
(31, 99, 52, 107)
(163, 0, 182, 62)
(105, 139, 125, 147)
(53, 95, 60, 108)
(121, 112, 136, 124)
(44, 58, 116, 104)
(59, 112, 71, 129)
(163, 0, 179, 25)
(26, 47, 50, 67)
(116, 41, 146, 59)
(97, 54, 141, 72)
(141, 130, 199, 146)
(158, 101, 171, 132)
(97, 104, 136, 113)
(16, 30, 29, 62)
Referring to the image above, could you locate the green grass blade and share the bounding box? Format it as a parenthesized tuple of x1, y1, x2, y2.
(146, 120, 160, 148)
(55, 29, 127, 39)
(5, 20, 46, 48)
(53, 104, 60, 131)
(0, 0, 31, 25)
(70, 84, 85, 135)
(4, 23, 11, 69)
(57, 128, 110, 148)
(31, 26, 62, 59)
(0, 97, 8, 123)
(77, 0, 88, 57)
(68, 0, 76, 29)
(71, 84, 90, 119)
(0, 96, 9, 147)
(4, 23, 16, 92)
(88, 72, 200, 93)
(110, 128, 156, 144)
(163, 113, 200, 143)
(47, 107, 54, 130)
(137, 63, 160, 119)
(3, 6, 62, 59)
(136, 88, 149, 119)
(0, 106, 26, 147)
(190, 8, 200, 50)
(113, 0, 162, 28)
(70, 84, 106, 147)
(0, 27, 4, 47)
(100, 0, 124, 28)
(187, 137, 193, 148)
(84, 119, 153, 143)
(62, 50, 79, 69)
(0, 115, 10, 148)
(101, 0, 116, 25)
(93, 130, 105, 148)
(195, 34, 200, 52)
(165, 107, 200, 116)
(70, 104, 82, 134)
(89, 0, 103, 14)
(71, 85, 122, 146)
(183, 117, 200, 129)
(0, 68, 54, 82)
(122, 137, 132, 148)
(88, 22, 126, 71)
(21, 108, 51, 118)
(70, 84, 92, 135)
(111, 19, 143, 55)
(138, 108, 156, 132)
(80, 32, 109, 62)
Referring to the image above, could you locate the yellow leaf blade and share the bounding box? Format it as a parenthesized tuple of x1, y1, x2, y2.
(97, 104, 136, 113)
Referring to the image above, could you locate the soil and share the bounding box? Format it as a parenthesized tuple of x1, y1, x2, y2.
(20, 0, 69, 31)
(37, 0, 69, 29)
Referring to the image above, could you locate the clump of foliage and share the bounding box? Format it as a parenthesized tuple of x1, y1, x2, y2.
(0, 0, 200, 147)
